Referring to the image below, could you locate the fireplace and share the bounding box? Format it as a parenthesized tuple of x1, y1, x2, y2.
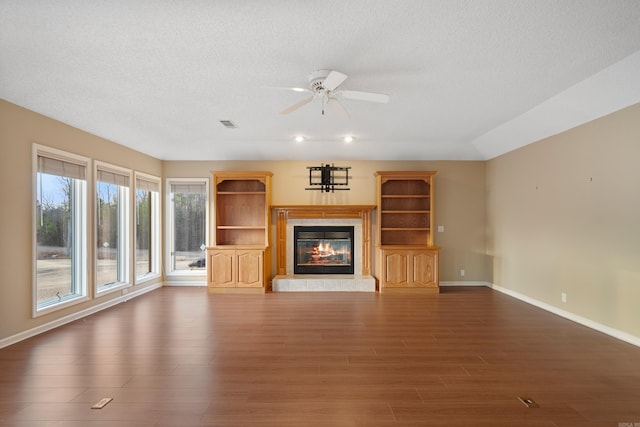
(293, 226, 355, 274)
(272, 205, 375, 291)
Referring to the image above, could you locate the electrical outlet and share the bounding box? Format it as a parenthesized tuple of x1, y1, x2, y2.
(561, 292, 567, 303)
(437, 225, 445, 232)
(460, 269, 465, 277)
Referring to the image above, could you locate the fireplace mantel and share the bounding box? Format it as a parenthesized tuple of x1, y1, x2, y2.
(272, 205, 376, 276)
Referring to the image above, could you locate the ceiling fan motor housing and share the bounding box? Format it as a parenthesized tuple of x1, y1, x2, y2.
(308, 69, 331, 92)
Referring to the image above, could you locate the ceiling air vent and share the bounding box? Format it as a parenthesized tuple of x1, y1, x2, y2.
(219, 120, 238, 129)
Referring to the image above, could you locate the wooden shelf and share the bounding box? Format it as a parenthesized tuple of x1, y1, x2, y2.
(380, 230, 431, 246)
(208, 171, 273, 291)
(381, 228, 430, 231)
(214, 177, 269, 242)
(381, 196, 430, 199)
(216, 226, 266, 229)
(375, 171, 439, 292)
(376, 173, 435, 246)
(381, 210, 430, 214)
(216, 191, 266, 195)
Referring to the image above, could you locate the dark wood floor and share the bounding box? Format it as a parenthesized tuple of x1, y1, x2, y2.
(1, 287, 639, 426)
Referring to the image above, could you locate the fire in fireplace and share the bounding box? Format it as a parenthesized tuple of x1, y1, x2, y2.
(293, 226, 354, 274)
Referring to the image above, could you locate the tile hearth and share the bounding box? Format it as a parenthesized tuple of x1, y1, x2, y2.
(272, 274, 376, 292)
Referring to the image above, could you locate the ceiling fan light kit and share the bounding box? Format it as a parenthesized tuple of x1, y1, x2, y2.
(278, 69, 389, 119)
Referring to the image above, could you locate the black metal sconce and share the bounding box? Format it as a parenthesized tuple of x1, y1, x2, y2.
(306, 163, 351, 192)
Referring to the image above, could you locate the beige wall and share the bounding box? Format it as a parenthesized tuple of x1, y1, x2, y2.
(3, 96, 638, 344)
(487, 103, 640, 339)
(1, 99, 487, 342)
(164, 160, 489, 284)
(4, 96, 639, 345)
(0, 100, 163, 340)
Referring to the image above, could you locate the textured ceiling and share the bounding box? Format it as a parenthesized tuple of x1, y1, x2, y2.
(2, 1, 640, 161)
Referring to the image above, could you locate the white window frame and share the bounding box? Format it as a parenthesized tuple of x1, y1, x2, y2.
(165, 178, 209, 278)
(95, 161, 131, 295)
(32, 144, 90, 317)
(134, 171, 161, 284)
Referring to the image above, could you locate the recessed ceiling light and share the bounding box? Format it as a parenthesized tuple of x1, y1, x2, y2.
(295, 136, 305, 142)
(343, 136, 354, 143)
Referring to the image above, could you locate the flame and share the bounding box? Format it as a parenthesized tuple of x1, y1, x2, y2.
(317, 242, 335, 255)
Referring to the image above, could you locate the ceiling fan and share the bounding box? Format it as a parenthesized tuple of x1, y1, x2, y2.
(275, 70, 390, 119)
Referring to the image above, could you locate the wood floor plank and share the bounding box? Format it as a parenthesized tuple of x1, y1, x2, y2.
(1, 286, 639, 426)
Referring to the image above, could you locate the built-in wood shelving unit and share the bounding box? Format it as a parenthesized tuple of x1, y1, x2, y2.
(207, 171, 272, 292)
(374, 171, 440, 293)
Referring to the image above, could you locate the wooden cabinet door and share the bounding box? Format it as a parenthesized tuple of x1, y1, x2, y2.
(380, 249, 439, 290)
(208, 250, 235, 287)
(236, 250, 263, 287)
(412, 251, 437, 288)
(383, 251, 410, 287)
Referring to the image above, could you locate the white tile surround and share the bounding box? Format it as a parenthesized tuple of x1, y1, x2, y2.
(272, 217, 376, 292)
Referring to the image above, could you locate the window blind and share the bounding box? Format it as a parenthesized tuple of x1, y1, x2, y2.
(97, 168, 130, 187)
(136, 177, 160, 192)
(38, 155, 86, 180)
(171, 182, 206, 195)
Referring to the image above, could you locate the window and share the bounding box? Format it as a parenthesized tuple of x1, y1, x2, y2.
(95, 162, 131, 293)
(34, 145, 89, 314)
(135, 172, 161, 282)
(167, 179, 208, 274)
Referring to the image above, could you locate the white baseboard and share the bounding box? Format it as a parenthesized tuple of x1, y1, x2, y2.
(489, 283, 640, 348)
(164, 281, 207, 287)
(441, 281, 490, 287)
(0, 283, 162, 349)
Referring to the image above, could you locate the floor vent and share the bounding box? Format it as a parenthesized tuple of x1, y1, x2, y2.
(518, 396, 539, 408)
(91, 397, 113, 409)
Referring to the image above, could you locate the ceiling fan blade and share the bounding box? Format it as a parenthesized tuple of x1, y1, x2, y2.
(280, 96, 314, 115)
(323, 70, 348, 91)
(328, 98, 350, 120)
(269, 86, 313, 94)
(337, 90, 390, 103)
